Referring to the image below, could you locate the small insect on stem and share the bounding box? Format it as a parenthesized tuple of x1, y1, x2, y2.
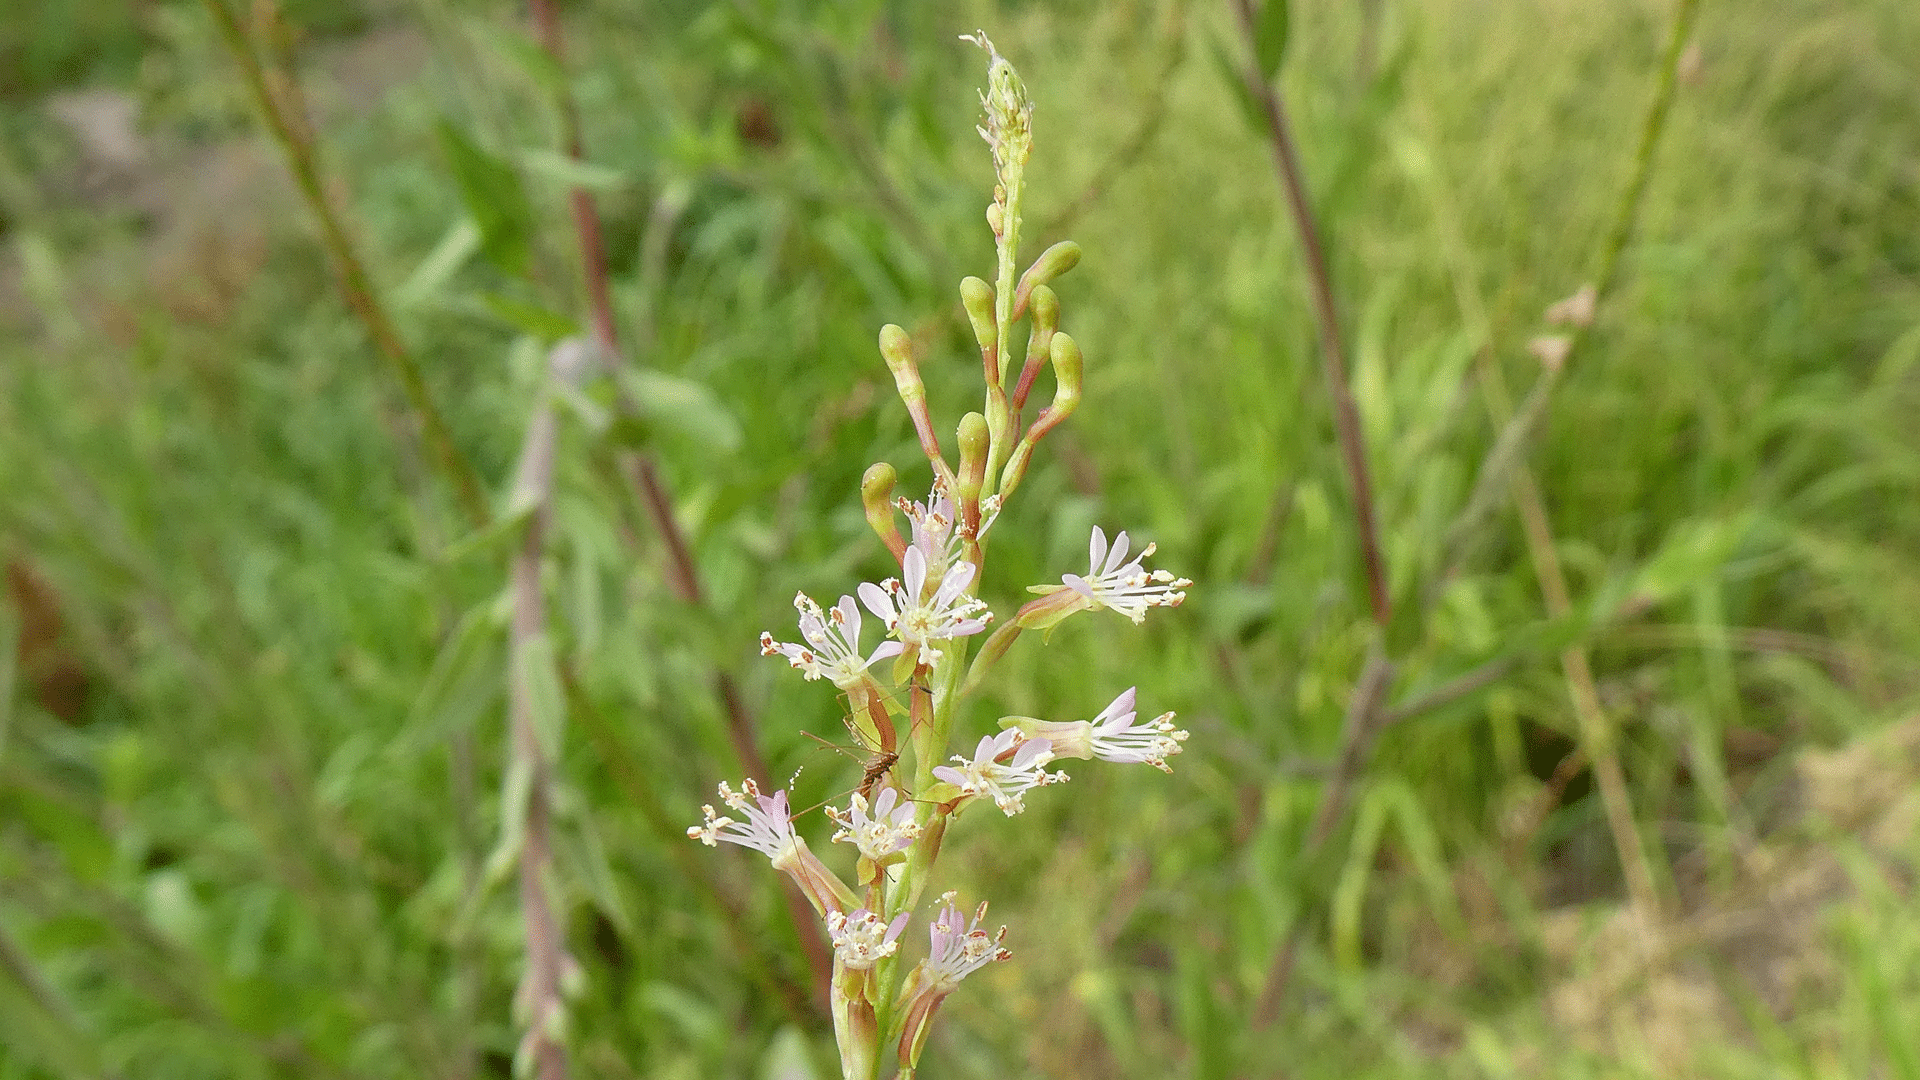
(859, 750, 901, 801)
(801, 730, 901, 805)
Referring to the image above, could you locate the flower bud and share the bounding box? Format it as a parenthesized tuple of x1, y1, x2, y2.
(998, 332, 1084, 499)
(1013, 240, 1080, 320)
(861, 462, 906, 563)
(955, 411, 990, 535)
(959, 276, 997, 358)
(1047, 330, 1083, 410)
(879, 324, 953, 484)
(1010, 284, 1059, 412)
(879, 322, 919, 381)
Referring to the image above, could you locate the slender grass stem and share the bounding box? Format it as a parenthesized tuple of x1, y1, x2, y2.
(200, 0, 491, 528)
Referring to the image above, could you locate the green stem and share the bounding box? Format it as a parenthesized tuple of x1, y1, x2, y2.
(200, 0, 490, 528)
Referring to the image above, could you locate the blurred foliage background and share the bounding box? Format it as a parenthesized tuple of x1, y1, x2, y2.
(3, 0, 1920, 1077)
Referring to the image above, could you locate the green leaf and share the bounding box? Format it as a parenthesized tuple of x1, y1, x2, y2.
(469, 22, 568, 104)
(479, 292, 579, 342)
(398, 603, 506, 754)
(1253, 0, 1290, 81)
(518, 147, 632, 193)
(1207, 35, 1264, 133)
(436, 121, 535, 279)
(617, 369, 743, 454)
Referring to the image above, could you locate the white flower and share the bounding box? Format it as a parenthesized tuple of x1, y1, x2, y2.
(688, 779, 800, 857)
(1060, 527, 1191, 624)
(827, 908, 910, 971)
(688, 779, 859, 916)
(895, 891, 1012, 1066)
(825, 787, 921, 860)
(760, 592, 904, 688)
(901, 489, 963, 581)
(858, 546, 991, 651)
(920, 892, 1009, 990)
(1008, 687, 1189, 772)
(932, 730, 1067, 815)
(899, 487, 1001, 583)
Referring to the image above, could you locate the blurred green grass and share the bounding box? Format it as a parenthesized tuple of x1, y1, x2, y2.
(2, 0, 1919, 1077)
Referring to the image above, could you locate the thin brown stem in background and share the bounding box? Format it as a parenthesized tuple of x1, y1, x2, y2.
(1230, 0, 1391, 628)
(201, 0, 491, 527)
(522, 0, 833, 1001)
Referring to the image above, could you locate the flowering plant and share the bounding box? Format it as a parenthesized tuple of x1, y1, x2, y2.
(691, 34, 1191, 1080)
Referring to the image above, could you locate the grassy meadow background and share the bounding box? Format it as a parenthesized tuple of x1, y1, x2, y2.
(4, 0, 1920, 1076)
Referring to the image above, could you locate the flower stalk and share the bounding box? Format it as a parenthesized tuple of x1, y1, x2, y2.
(690, 36, 1193, 1079)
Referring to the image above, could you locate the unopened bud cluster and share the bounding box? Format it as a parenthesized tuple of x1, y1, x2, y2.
(691, 34, 1192, 1080)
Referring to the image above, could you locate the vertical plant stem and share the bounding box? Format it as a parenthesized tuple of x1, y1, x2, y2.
(508, 350, 569, 1080)
(1230, 0, 1391, 628)
(522, 0, 832, 999)
(1233, 0, 1399, 1025)
(200, 0, 491, 528)
(1509, 463, 1665, 918)
(1444, 0, 1712, 924)
(527, 0, 618, 352)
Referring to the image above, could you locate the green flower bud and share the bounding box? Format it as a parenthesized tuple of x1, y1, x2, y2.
(997, 331, 1084, 500)
(861, 462, 905, 563)
(955, 411, 990, 533)
(959, 276, 997, 356)
(879, 324, 953, 485)
(1045, 330, 1083, 417)
(1013, 241, 1080, 320)
(1010, 284, 1060, 412)
(879, 323, 918, 380)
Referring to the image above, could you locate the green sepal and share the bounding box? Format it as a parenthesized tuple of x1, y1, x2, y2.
(922, 781, 963, 805)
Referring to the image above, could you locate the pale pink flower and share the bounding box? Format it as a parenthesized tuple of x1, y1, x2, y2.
(859, 546, 991, 651)
(687, 779, 858, 915)
(1008, 687, 1189, 772)
(1059, 526, 1190, 624)
(932, 730, 1066, 815)
(825, 787, 921, 860)
(760, 592, 903, 688)
(827, 908, 911, 971)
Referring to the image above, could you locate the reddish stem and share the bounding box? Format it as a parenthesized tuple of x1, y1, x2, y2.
(1229, 0, 1390, 628)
